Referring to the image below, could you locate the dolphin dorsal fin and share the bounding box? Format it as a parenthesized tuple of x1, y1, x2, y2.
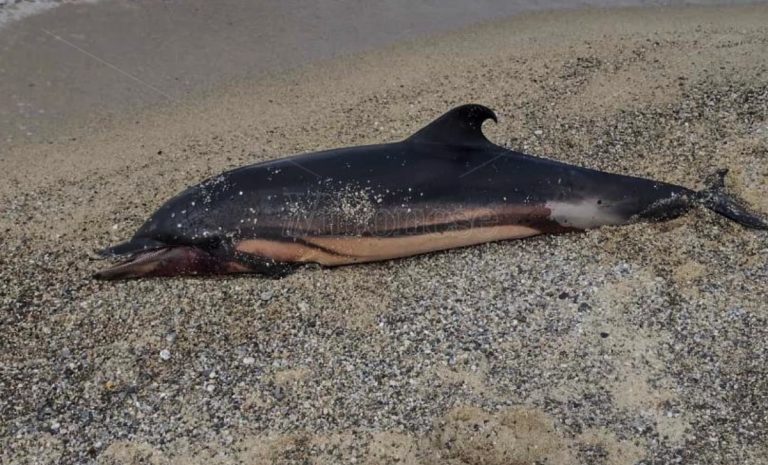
(407, 104, 497, 146)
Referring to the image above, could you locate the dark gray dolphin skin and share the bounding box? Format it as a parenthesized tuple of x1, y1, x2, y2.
(95, 104, 767, 279)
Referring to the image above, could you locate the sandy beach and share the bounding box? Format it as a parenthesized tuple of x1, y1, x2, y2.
(2, 3, 768, 464)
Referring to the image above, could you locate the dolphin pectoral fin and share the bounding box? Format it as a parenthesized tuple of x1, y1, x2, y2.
(697, 169, 768, 230)
(406, 104, 497, 147)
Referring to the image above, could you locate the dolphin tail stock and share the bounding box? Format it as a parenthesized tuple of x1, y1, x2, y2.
(696, 169, 768, 230)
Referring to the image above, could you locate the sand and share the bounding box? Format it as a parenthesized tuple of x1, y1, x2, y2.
(2, 4, 768, 465)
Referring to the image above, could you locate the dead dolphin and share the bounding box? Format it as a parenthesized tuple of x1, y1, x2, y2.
(95, 104, 767, 279)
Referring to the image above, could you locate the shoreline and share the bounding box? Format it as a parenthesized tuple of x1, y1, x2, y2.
(0, 1, 760, 148)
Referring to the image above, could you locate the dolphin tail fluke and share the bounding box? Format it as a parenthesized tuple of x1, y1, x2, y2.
(697, 169, 768, 230)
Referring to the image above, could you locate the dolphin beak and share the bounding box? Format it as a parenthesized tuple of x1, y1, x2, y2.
(93, 246, 218, 280)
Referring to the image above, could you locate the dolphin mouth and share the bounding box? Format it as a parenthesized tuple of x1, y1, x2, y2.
(93, 246, 227, 280)
(97, 237, 169, 258)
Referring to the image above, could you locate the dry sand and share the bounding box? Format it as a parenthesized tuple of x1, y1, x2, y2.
(2, 5, 768, 465)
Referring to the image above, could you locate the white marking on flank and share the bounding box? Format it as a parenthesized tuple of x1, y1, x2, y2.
(546, 199, 625, 229)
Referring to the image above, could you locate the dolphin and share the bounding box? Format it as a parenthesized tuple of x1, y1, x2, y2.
(95, 104, 767, 279)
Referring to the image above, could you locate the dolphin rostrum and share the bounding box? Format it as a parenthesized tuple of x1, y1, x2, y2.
(95, 104, 767, 279)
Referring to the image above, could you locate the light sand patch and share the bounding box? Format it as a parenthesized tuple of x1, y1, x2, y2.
(274, 367, 312, 387)
(583, 266, 691, 445)
(611, 372, 689, 444)
(672, 259, 706, 287)
(430, 406, 574, 465)
(723, 140, 768, 212)
(95, 406, 648, 465)
(100, 441, 168, 465)
(365, 431, 422, 465)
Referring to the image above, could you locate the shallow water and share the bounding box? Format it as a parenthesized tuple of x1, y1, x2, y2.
(0, 0, 758, 143)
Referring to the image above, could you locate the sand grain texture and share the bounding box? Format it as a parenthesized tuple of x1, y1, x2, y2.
(2, 5, 768, 465)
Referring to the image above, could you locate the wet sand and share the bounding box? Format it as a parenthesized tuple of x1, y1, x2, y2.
(2, 4, 768, 465)
(0, 0, 754, 145)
